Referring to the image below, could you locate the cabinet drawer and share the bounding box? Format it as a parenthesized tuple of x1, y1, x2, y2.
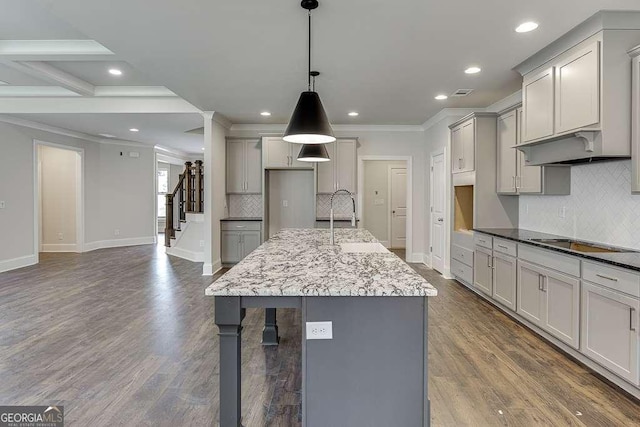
(518, 243, 580, 277)
(582, 261, 640, 297)
(452, 259, 473, 284)
(474, 234, 493, 249)
(493, 238, 517, 257)
(221, 221, 262, 231)
(452, 245, 473, 267)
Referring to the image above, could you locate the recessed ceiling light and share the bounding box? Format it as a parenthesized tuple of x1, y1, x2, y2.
(98, 133, 117, 138)
(465, 66, 481, 74)
(348, 112, 359, 117)
(515, 22, 539, 33)
(260, 111, 271, 116)
(129, 128, 139, 132)
(201, 147, 205, 151)
(108, 68, 123, 76)
(435, 94, 448, 100)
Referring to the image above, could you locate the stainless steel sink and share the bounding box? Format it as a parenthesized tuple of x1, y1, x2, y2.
(529, 238, 629, 253)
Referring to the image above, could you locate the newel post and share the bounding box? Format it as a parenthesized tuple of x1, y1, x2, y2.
(165, 193, 174, 247)
(184, 161, 193, 212)
(195, 160, 203, 213)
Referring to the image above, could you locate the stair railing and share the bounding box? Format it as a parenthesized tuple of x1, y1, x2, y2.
(164, 160, 204, 247)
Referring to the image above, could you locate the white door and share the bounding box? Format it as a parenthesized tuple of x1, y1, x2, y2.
(430, 152, 445, 273)
(390, 167, 407, 249)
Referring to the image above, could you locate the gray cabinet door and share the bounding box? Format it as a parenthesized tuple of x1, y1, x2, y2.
(517, 150, 542, 194)
(226, 139, 245, 193)
(241, 230, 261, 259)
(461, 119, 475, 172)
(317, 142, 336, 193)
(221, 231, 242, 264)
(523, 67, 555, 142)
(581, 281, 639, 384)
(451, 125, 463, 173)
(542, 268, 580, 349)
(492, 252, 517, 311)
(497, 111, 518, 194)
(336, 139, 357, 193)
(474, 246, 493, 296)
(264, 137, 290, 168)
(245, 139, 262, 193)
(517, 260, 545, 327)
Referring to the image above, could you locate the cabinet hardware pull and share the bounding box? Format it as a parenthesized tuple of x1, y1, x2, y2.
(631, 308, 636, 332)
(487, 256, 492, 268)
(498, 245, 508, 250)
(516, 176, 521, 189)
(542, 276, 547, 292)
(513, 176, 516, 191)
(538, 274, 543, 291)
(596, 273, 618, 282)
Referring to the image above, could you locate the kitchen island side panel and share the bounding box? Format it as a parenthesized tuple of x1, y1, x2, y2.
(302, 296, 429, 427)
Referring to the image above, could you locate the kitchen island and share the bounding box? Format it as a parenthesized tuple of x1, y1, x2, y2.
(206, 228, 437, 427)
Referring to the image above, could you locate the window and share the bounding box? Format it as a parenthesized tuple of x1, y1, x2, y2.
(158, 169, 169, 217)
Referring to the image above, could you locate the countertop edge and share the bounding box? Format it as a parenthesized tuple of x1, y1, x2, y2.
(473, 228, 640, 273)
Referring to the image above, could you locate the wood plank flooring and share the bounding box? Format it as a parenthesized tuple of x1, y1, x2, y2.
(0, 243, 638, 426)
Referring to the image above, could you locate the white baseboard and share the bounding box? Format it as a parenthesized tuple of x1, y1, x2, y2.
(166, 246, 204, 262)
(84, 236, 156, 252)
(423, 253, 432, 268)
(41, 243, 78, 253)
(0, 254, 38, 273)
(203, 259, 222, 276)
(408, 252, 425, 264)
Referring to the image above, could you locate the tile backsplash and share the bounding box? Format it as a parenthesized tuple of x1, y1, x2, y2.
(519, 160, 640, 249)
(227, 194, 263, 218)
(316, 194, 356, 219)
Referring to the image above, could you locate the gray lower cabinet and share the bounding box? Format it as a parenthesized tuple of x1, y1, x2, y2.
(221, 221, 262, 264)
(516, 259, 580, 349)
(581, 281, 640, 385)
(474, 246, 493, 296)
(492, 252, 517, 311)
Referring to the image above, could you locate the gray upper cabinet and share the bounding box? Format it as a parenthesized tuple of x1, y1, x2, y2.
(522, 67, 555, 143)
(263, 137, 314, 169)
(555, 41, 600, 134)
(497, 107, 570, 196)
(317, 139, 357, 193)
(226, 139, 262, 193)
(581, 281, 639, 385)
(452, 119, 475, 174)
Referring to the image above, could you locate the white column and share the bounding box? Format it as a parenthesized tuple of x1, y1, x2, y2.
(202, 112, 227, 275)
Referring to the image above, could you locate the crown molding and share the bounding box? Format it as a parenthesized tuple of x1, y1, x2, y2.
(154, 144, 192, 158)
(421, 108, 479, 131)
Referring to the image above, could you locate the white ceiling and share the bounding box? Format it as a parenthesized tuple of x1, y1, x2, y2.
(10, 112, 205, 154)
(41, 0, 640, 125)
(46, 61, 157, 86)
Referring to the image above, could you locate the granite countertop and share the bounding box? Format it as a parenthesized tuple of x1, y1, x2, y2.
(205, 228, 437, 297)
(221, 217, 263, 221)
(474, 228, 640, 272)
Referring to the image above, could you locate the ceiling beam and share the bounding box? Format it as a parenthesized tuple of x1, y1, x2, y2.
(12, 61, 95, 96)
(0, 40, 113, 57)
(0, 97, 201, 114)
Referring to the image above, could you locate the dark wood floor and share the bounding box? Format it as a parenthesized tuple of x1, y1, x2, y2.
(0, 244, 638, 426)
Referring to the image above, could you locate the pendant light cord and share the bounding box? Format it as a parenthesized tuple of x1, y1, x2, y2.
(308, 10, 312, 91)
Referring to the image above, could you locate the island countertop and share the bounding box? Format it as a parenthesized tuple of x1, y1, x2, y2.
(205, 228, 438, 297)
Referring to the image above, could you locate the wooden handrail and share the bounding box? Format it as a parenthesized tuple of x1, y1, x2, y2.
(164, 161, 204, 247)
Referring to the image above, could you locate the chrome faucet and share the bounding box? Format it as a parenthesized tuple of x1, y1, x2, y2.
(329, 189, 356, 245)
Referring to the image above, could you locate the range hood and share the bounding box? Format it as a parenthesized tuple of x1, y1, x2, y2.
(516, 131, 630, 166)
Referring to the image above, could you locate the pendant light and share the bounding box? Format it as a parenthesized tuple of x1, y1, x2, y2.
(297, 143, 330, 162)
(283, 0, 335, 145)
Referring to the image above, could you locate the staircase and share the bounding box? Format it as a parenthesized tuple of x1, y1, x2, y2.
(164, 161, 205, 262)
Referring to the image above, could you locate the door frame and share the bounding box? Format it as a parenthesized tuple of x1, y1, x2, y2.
(429, 147, 447, 273)
(357, 155, 413, 262)
(33, 139, 85, 257)
(387, 165, 407, 250)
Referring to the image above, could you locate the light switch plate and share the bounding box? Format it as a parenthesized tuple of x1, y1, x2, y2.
(0, 201, 5, 209)
(306, 321, 333, 340)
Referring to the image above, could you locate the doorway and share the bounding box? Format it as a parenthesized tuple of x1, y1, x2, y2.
(34, 141, 84, 254)
(358, 156, 412, 261)
(430, 149, 446, 273)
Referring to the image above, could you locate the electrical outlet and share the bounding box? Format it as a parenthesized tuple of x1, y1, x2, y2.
(0, 200, 5, 209)
(58, 232, 63, 241)
(199, 240, 205, 247)
(306, 321, 333, 340)
(114, 229, 120, 236)
(374, 198, 385, 206)
(559, 206, 566, 219)
(283, 200, 288, 207)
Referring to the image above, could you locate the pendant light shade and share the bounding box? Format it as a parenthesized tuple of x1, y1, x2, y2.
(284, 91, 335, 144)
(297, 143, 330, 162)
